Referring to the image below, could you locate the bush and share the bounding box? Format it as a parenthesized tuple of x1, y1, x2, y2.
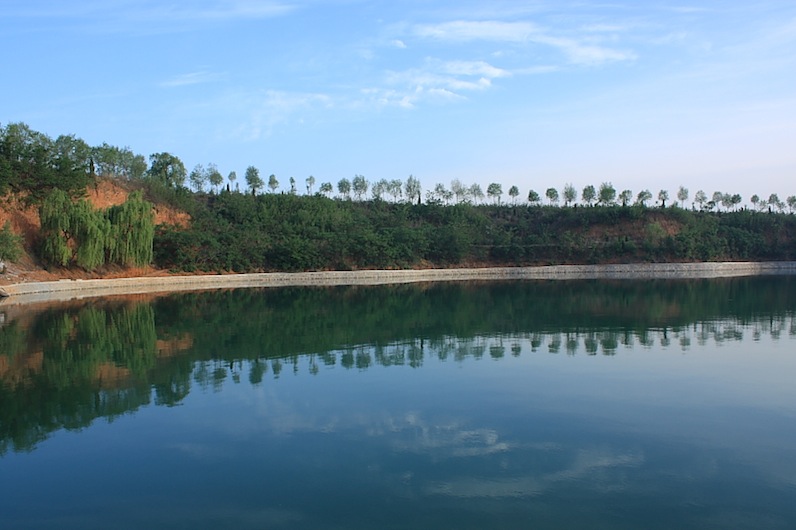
(0, 221, 23, 263)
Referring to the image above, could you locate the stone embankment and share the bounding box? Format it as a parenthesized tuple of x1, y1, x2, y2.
(2, 262, 796, 305)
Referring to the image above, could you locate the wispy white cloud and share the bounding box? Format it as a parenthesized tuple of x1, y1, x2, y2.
(367, 412, 512, 458)
(425, 448, 645, 498)
(441, 60, 511, 78)
(372, 58, 510, 109)
(360, 86, 463, 110)
(532, 34, 637, 65)
(160, 70, 224, 88)
(202, 89, 334, 141)
(412, 19, 636, 66)
(414, 20, 537, 42)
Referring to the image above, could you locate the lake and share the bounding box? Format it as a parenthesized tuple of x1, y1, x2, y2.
(2, 277, 796, 529)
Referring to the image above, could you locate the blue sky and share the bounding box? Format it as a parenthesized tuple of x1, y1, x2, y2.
(2, 1, 795, 202)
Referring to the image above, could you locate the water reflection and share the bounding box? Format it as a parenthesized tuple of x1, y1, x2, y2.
(3, 278, 796, 528)
(1, 276, 796, 455)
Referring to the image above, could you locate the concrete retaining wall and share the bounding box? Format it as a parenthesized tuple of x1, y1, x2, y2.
(2, 262, 796, 305)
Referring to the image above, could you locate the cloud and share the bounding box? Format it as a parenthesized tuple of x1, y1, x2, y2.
(532, 35, 637, 65)
(369, 58, 510, 108)
(369, 412, 512, 458)
(391, 39, 407, 49)
(441, 60, 511, 78)
(425, 448, 645, 498)
(412, 19, 636, 66)
(160, 70, 224, 88)
(359, 88, 419, 109)
(414, 20, 536, 42)
(216, 89, 332, 140)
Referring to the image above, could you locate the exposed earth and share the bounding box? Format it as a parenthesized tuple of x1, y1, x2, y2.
(0, 178, 189, 285)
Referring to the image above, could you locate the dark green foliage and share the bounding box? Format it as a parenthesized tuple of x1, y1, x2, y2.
(1, 302, 158, 454)
(146, 152, 186, 188)
(0, 221, 23, 262)
(92, 143, 147, 180)
(0, 122, 95, 202)
(152, 192, 796, 273)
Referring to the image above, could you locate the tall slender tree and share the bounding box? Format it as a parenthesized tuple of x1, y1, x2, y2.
(694, 190, 707, 210)
(658, 189, 669, 208)
(352, 175, 368, 200)
(245, 166, 263, 195)
(207, 164, 223, 193)
(545, 187, 559, 206)
(582, 185, 596, 206)
(635, 189, 652, 207)
(563, 184, 577, 206)
(337, 178, 352, 199)
(469, 183, 484, 204)
(677, 186, 689, 208)
(405, 175, 422, 204)
(598, 182, 616, 206)
(508, 185, 520, 204)
(268, 174, 279, 193)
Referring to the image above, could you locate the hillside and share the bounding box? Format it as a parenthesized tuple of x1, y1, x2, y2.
(0, 178, 189, 285)
(3, 178, 796, 285)
(152, 192, 796, 273)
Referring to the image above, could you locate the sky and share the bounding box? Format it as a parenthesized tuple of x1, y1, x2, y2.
(2, 0, 796, 203)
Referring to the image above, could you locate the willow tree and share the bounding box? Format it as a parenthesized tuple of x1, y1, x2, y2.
(39, 189, 113, 270)
(39, 189, 74, 266)
(72, 198, 110, 270)
(107, 191, 154, 266)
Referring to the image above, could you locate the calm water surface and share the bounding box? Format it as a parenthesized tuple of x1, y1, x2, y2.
(2, 278, 796, 529)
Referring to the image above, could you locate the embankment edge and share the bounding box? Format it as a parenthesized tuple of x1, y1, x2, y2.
(2, 262, 796, 306)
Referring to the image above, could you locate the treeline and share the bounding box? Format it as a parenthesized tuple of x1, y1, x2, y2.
(154, 192, 796, 272)
(2, 121, 796, 272)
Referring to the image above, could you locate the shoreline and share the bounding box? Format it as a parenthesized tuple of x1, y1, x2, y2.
(2, 261, 796, 306)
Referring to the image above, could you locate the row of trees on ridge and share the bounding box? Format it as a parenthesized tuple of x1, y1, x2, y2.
(2, 121, 796, 272)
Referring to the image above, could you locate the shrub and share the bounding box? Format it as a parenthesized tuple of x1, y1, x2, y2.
(0, 221, 23, 263)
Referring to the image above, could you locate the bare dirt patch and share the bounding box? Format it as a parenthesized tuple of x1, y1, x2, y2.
(1, 178, 190, 285)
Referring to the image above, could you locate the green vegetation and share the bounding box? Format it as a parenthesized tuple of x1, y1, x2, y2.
(0, 221, 23, 265)
(39, 189, 154, 270)
(154, 194, 796, 272)
(2, 121, 796, 272)
(0, 123, 94, 202)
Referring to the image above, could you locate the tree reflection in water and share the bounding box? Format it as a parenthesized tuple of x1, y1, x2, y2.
(1, 276, 795, 454)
